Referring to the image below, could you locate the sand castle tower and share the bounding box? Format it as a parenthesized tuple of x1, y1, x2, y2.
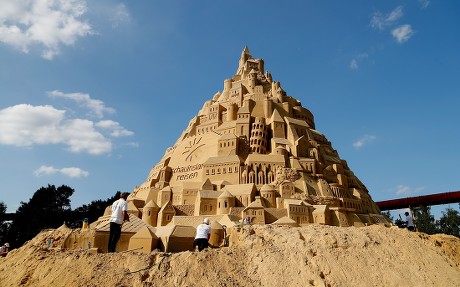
(217, 190, 235, 215)
(130, 47, 389, 227)
(249, 117, 268, 154)
(260, 184, 277, 207)
(142, 200, 160, 226)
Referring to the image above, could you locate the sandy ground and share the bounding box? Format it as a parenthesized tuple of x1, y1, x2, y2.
(0, 224, 459, 287)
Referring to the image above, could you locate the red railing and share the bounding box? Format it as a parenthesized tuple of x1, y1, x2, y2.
(376, 191, 460, 211)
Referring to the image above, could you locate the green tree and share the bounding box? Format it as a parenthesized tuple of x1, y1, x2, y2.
(0, 202, 5, 214)
(436, 207, 460, 238)
(8, 184, 74, 247)
(414, 206, 437, 234)
(381, 211, 393, 222)
(0, 201, 11, 244)
(69, 192, 121, 227)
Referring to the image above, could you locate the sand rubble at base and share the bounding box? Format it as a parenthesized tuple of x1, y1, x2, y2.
(0, 224, 459, 287)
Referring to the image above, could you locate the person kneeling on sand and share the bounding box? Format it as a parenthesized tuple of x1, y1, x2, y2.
(194, 218, 211, 251)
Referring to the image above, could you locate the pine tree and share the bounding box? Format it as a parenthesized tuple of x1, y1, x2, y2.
(414, 206, 437, 234)
(436, 207, 460, 238)
(0, 202, 10, 245)
(8, 185, 74, 247)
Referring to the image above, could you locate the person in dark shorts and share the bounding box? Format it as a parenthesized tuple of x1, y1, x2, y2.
(194, 217, 211, 251)
(108, 192, 129, 252)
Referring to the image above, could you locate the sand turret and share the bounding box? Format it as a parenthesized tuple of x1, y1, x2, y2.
(142, 200, 159, 226)
(249, 117, 268, 154)
(260, 184, 276, 207)
(217, 190, 235, 215)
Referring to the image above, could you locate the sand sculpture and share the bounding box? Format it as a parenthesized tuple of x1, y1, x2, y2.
(68, 47, 390, 253)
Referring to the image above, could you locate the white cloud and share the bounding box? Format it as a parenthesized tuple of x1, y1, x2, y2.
(125, 142, 139, 148)
(350, 53, 368, 70)
(371, 6, 404, 30)
(395, 185, 411, 195)
(419, 0, 430, 9)
(34, 165, 59, 176)
(386, 6, 404, 23)
(60, 167, 89, 178)
(352, 134, 376, 148)
(0, 104, 65, 146)
(110, 3, 131, 28)
(350, 59, 358, 70)
(48, 90, 115, 118)
(1, 90, 135, 154)
(96, 120, 134, 137)
(34, 165, 89, 178)
(392, 24, 414, 43)
(0, 104, 112, 154)
(395, 185, 425, 195)
(0, 0, 94, 60)
(61, 118, 112, 154)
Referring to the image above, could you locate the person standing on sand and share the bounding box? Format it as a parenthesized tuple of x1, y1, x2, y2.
(108, 192, 130, 252)
(194, 218, 211, 251)
(405, 211, 415, 231)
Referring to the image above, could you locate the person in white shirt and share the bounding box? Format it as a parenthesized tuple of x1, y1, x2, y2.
(108, 192, 129, 252)
(194, 218, 212, 251)
(405, 211, 415, 231)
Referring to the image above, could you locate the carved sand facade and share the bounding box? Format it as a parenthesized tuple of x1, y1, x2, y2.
(65, 47, 390, 253)
(128, 47, 389, 229)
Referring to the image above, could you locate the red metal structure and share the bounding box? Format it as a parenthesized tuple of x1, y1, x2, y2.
(376, 191, 460, 211)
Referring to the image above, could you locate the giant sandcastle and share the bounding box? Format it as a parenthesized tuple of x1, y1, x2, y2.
(72, 47, 389, 253)
(128, 47, 388, 228)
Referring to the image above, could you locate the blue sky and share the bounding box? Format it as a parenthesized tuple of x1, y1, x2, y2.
(1, 1, 459, 219)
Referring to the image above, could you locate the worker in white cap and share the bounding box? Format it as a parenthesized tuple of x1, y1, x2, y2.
(194, 218, 211, 251)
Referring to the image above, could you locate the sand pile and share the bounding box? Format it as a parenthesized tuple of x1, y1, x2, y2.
(0, 224, 459, 287)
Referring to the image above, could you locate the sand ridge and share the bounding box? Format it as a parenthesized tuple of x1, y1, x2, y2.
(0, 224, 459, 287)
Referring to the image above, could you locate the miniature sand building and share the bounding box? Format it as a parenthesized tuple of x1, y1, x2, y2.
(79, 47, 389, 253)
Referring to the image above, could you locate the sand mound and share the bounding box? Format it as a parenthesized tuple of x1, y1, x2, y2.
(0, 224, 459, 287)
